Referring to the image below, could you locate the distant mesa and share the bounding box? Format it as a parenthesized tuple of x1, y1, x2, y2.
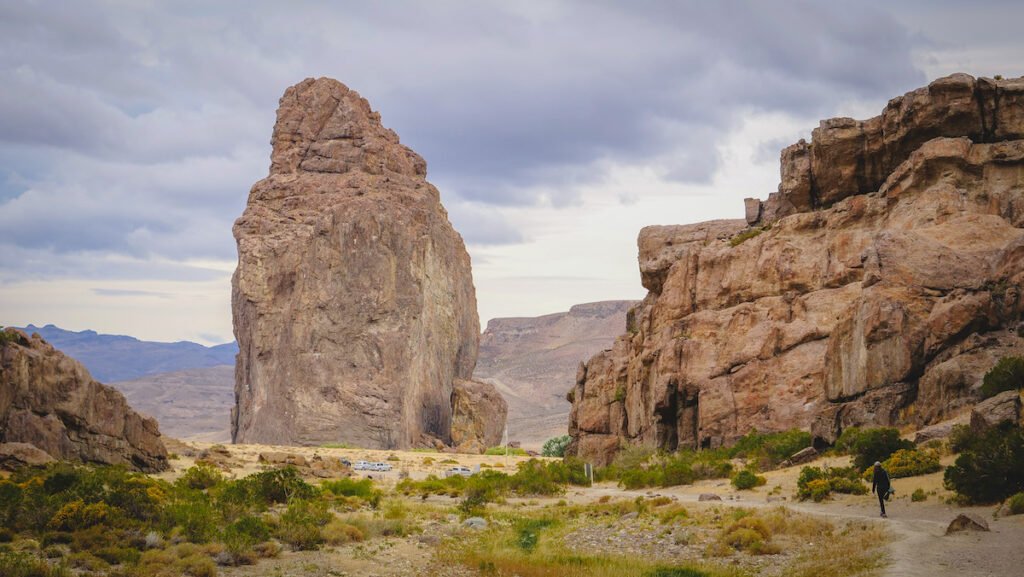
(0, 328, 169, 472)
(231, 77, 506, 450)
(569, 73, 1024, 465)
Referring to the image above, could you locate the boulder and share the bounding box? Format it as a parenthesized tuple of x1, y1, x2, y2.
(698, 494, 722, 502)
(569, 74, 1024, 466)
(0, 329, 168, 472)
(462, 517, 488, 529)
(451, 378, 508, 453)
(0, 442, 55, 470)
(945, 513, 990, 534)
(970, 390, 1022, 434)
(231, 78, 504, 449)
(914, 414, 969, 445)
(782, 446, 818, 467)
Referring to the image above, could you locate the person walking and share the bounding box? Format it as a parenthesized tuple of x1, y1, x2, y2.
(871, 461, 891, 518)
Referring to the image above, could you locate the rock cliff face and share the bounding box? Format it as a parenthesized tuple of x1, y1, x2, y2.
(450, 379, 508, 453)
(475, 301, 635, 446)
(0, 329, 169, 472)
(232, 78, 503, 449)
(569, 74, 1024, 465)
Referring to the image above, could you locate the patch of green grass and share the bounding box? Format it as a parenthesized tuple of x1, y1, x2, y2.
(980, 356, 1024, 399)
(485, 446, 529, 456)
(729, 227, 765, 247)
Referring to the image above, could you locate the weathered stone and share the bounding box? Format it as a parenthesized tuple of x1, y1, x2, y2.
(569, 75, 1024, 466)
(698, 493, 722, 502)
(783, 446, 818, 467)
(258, 452, 309, 467)
(945, 513, 990, 534)
(451, 378, 508, 453)
(913, 414, 969, 445)
(0, 329, 168, 472)
(462, 517, 488, 529)
(743, 198, 763, 225)
(970, 390, 1021, 434)
(0, 442, 55, 470)
(231, 78, 503, 449)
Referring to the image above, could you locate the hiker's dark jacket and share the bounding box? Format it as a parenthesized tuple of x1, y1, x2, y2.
(872, 466, 891, 493)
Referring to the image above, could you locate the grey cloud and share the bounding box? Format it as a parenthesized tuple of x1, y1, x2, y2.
(1, 0, 1016, 284)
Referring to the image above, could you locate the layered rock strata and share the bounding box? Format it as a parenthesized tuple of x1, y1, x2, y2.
(569, 74, 1024, 465)
(0, 329, 169, 472)
(232, 78, 504, 450)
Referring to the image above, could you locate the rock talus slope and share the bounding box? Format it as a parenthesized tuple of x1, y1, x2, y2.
(569, 74, 1024, 465)
(0, 329, 168, 472)
(233, 78, 503, 449)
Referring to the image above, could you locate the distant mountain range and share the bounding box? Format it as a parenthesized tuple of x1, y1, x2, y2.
(16, 324, 237, 383)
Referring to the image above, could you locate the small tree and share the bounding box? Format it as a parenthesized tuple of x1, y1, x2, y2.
(541, 435, 571, 458)
(980, 356, 1024, 399)
(944, 422, 1024, 503)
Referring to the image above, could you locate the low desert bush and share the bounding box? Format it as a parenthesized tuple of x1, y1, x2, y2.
(0, 550, 70, 577)
(321, 518, 364, 545)
(484, 445, 528, 456)
(177, 463, 224, 491)
(874, 449, 942, 479)
(731, 469, 767, 491)
(1007, 492, 1024, 515)
(797, 466, 867, 501)
(944, 422, 1024, 503)
(542, 435, 571, 457)
(911, 489, 927, 502)
(835, 427, 914, 471)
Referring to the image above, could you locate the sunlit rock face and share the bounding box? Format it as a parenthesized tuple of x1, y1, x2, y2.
(232, 78, 503, 449)
(0, 328, 169, 472)
(569, 74, 1024, 465)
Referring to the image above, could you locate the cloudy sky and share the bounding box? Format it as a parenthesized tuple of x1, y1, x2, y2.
(1, 1, 1022, 345)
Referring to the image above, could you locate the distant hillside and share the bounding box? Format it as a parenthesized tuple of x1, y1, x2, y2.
(15, 324, 237, 383)
(112, 365, 234, 442)
(474, 300, 636, 448)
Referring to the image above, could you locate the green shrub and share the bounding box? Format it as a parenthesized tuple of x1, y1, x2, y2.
(239, 467, 317, 506)
(911, 489, 927, 502)
(729, 429, 812, 470)
(876, 449, 941, 478)
(541, 435, 571, 458)
(0, 550, 70, 577)
(797, 466, 866, 501)
(948, 424, 973, 453)
(177, 464, 224, 491)
(320, 478, 379, 502)
(484, 446, 528, 456)
(514, 518, 554, 552)
(835, 427, 914, 471)
(277, 499, 329, 550)
(980, 356, 1024, 399)
(729, 227, 765, 247)
(1008, 492, 1024, 515)
(644, 568, 710, 577)
(731, 469, 767, 490)
(944, 422, 1024, 503)
(165, 495, 217, 543)
(222, 515, 269, 560)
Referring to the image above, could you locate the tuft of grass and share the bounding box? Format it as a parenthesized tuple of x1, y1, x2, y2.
(911, 489, 927, 502)
(729, 227, 765, 247)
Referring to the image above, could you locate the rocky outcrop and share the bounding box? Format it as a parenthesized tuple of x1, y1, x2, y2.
(232, 78, 504, 450)
(0, 329, 169, 472)
(474, 300, 635, 446)
(450, 379, 508, 453)
(569, 74, 1024, 465)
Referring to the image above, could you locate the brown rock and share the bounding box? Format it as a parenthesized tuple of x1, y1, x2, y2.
(970, 390, 1021, 433)
(0, 442, 55, 470)
(913, 414, 969, 445)
(569, 75, 1024, 466)
(450, 378, 508, 453)
(231, 78, 502, 449)
(0, 329, 168, 472)
(698, 493, 722, 502)
(945, 513, 990, 534)
(783, 446, 818, 467)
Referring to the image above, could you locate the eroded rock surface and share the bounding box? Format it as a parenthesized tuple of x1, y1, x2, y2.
(569, 74, 1024, 465)
(450, 378, 508, 453)
(0, 329, 168, 472)
(232, 78, 504, 450)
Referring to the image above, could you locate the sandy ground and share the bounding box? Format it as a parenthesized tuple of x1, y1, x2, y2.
(160, 442, 1023, 577)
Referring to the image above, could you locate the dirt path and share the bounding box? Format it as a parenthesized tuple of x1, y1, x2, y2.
(575, 473, 1024, 577)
